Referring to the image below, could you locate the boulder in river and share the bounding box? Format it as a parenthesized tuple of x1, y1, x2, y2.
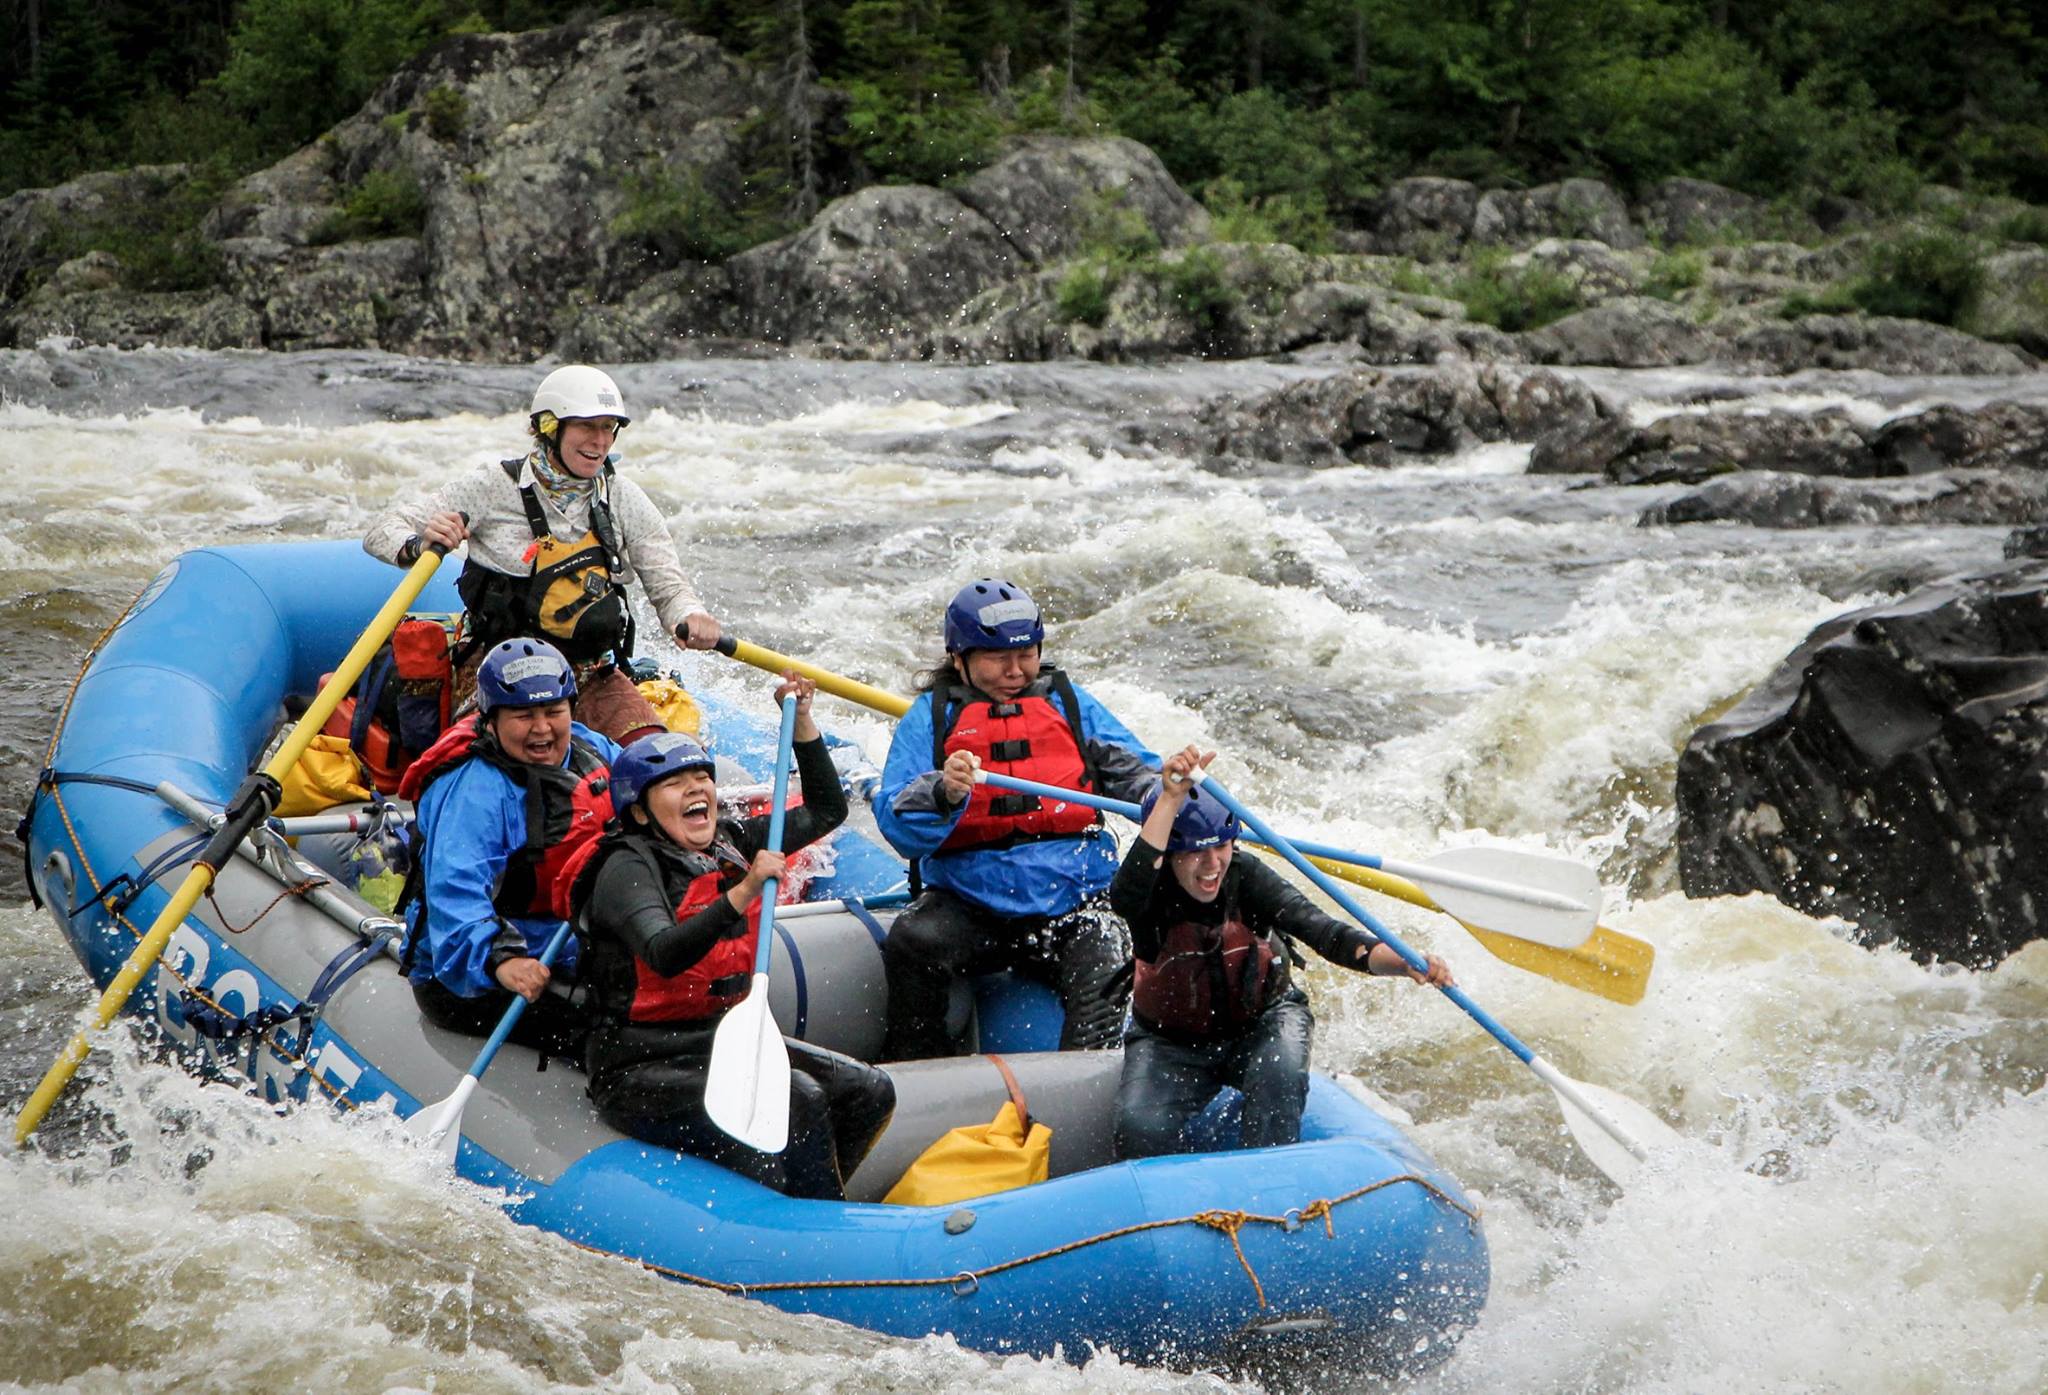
(1640, 468, 2048, 528)
(1675, 561, 2048, 967)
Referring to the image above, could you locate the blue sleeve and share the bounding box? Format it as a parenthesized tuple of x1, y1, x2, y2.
(1073, 684, 1159, 803)
(417, 766, 526, 997)
(874, 692, 966, 860)
(572, 723, 622, 765)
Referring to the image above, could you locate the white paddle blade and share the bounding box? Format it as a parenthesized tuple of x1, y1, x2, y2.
(1392, 846, 1604, 949)
(1530, 1055, 1683, 1187)
(405, 1075, 475, 1166)
(704, 977, 790, 1154)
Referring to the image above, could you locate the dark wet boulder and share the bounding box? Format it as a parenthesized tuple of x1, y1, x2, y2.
(1727, 314, 2035, 375)
(1169, 363, 1605, 466)
(1603, 408, 1875, 486)
(1641, 469, 2048, 528)
(1867, 401, 2048, 474)
(1675, 562, 2048, 967)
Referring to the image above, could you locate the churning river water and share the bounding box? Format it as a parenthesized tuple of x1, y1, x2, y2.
(0, 343, 2044, 1394)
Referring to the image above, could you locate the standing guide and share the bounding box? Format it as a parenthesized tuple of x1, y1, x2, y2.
(363, 364, 723, 745)
(875, 580, 1158, 1059)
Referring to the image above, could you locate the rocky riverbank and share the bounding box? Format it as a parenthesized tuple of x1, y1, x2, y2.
(4, 10, 2048, 377)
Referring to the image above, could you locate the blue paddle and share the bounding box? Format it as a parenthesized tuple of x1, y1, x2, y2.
(406, 920, 574, 1164)
(703, 692, 800, 1153)
(1184, 771, 1679, 1184)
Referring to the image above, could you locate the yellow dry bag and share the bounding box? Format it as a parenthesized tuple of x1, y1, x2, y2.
(276, 733, 374, 817)
(882, 1054, 1051, 1207)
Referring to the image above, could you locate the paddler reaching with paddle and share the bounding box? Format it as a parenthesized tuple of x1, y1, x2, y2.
(559, 675, 894, 1199)
(364, 364, 722, 745)
(875, 579, 1158, 1060)
(1112, 746, 1454, 1159)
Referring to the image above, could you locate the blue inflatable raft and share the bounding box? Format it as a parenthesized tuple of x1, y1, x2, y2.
(19, 542, 1489, 1370)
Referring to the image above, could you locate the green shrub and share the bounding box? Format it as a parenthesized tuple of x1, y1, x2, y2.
(1202, 176, 1333, 252)
(1055, 262, 1114, 326)
(1778, 285, 1859, 318)
(610, 163, 763, 263)
(311, 167, 427, 244)
(1848, 230, 1984, 324)
(1996, 206, 2048, 246)
(1644, 250, 1706, 300)
(38, 167, 231, 293)
(1164, 245, 1239, 344)
(1454, 251, 1581, 332)
(1387, 259, 1445, 296)
(424, 86, 468, 141)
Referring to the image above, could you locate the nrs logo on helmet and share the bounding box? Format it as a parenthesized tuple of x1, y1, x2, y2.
(944, 579, 1044, 653)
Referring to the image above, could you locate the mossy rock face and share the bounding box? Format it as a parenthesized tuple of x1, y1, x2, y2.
(1962, 247, 2048, 355)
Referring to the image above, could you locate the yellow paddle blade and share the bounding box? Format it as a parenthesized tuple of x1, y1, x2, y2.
(1298, 853, 1654, 1007)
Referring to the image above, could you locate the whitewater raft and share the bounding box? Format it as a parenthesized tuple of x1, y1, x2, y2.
(19, 541, 1489, 1369)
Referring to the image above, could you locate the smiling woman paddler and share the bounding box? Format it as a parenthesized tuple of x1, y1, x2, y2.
(558, 673, 895, 1200)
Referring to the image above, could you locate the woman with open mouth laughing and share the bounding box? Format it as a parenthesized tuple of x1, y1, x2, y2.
(560, 674, 895, 1199)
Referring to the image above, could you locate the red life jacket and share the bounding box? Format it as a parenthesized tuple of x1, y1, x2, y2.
(626, 839, 762, 1023)
(398, 713, 612, 922)
(1131, 888, 1287, 1037)
(933, 667, 1100, 852)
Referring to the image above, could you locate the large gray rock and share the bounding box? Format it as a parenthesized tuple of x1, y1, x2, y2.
(1641, 468, 2048, 528)
(1728, 314, 2036, 375)
(1600, 408, 1875, 485)
(1675, 562, 2048, 966)
(1520, 297, 1717, 367)
(1472, 179, 1642, 250)
(1632, 178, 1779, 245)
(722, 185, 1017, 350)
(952, 136, 1209, 265)
(1962, 248, 2048, 355)
(1368, 178, 1480, 260)
(0, 165, 191, 308)
(1867, 401, 2048, 474)
(14, 14, 813, 358)
(1169, 363, 1605, 466)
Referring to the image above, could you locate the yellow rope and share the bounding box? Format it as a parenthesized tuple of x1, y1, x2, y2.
(595, 1172, 1481, 1308)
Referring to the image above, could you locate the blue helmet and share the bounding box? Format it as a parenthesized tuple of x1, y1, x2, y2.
(610, 731, 716, 812)
(476, 638, 576, 715)
(1139, 780, 1239, 853)
(944, 579, 1043, 654)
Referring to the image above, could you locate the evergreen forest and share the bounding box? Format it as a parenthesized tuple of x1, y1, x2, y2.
(4, 0, 2045, 239)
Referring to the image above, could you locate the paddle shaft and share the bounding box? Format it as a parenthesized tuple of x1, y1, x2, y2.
(752, 693, 801, 974)
(14, 540, 455, 1147)
(459, 922, 574, 1083)
(1190, 775, 1650, 1163)
(715, 636, 911, 720)
(971, 770, 1588, 915)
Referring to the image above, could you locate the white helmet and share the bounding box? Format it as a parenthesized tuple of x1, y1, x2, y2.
(530, 365, 630, 430)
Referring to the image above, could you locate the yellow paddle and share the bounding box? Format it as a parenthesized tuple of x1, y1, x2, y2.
(711, 637, 1654, 1004)
(14, 540, 456, 1147)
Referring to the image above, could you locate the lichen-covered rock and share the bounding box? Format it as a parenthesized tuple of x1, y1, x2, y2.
(1471, 179, 1641, 250)
(1519, 297, 1717, 367)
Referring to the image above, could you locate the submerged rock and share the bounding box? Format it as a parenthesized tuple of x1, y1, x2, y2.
(1675, 562, 2048, 967)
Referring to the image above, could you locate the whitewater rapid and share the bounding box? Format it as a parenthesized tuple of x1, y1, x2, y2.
(1, 345, 2043, 1393)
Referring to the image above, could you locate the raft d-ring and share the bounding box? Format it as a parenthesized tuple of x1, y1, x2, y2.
(1281, 1208, 1304, 1232)
(950, 1272, 981, 1297)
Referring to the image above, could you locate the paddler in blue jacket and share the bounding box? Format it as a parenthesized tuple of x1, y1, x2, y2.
(397, 637, 620, 1057)
(876, 579, 1157, 1059)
